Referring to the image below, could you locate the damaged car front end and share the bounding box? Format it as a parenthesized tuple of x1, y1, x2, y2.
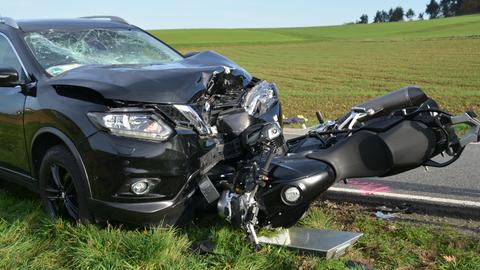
(74, 61, 284, 226)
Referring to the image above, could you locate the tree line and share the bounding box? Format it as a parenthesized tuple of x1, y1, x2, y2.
(356, 0, 480, 24)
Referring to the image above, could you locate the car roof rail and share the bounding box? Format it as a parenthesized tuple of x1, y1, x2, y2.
(0, 17, 20, 29)
(79, 16, 129, 25)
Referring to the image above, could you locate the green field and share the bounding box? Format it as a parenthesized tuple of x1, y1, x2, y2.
(152, 14, 480, 123)
(1, 16, 480, 269)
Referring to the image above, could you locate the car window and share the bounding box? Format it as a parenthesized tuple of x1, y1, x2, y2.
(0, 34, 26, 81)
(25, 28, 183, 76)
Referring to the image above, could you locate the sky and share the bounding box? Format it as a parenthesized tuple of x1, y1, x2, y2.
(2, 1, 428, 30)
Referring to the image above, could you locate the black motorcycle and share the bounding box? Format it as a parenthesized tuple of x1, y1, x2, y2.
(201, 84, 479, 246)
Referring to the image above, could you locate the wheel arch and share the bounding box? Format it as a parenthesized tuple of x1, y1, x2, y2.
(30, 127, 92, 196)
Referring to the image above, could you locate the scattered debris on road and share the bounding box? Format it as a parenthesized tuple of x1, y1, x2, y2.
(375, 204, 411, 214)
(283, 115, 308, 127)
(375, 211, 397, 220)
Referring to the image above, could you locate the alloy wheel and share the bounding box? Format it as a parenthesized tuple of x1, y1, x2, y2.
(44, 163, 79, 220)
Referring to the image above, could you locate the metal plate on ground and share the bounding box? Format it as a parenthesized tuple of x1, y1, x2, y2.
(258, 227, 362, 259)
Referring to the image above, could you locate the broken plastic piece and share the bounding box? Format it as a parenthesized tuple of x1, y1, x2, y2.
(375, 204, 410, 214)
(283, 117, 306, 125)
(198, 175, 220, 204)
(375, 211, 397, 220)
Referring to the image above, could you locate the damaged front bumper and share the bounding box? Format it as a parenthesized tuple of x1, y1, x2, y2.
(74, 67, 283, 225)
(88, 173, 198, 225)
(78, 127, 211, 224)
(77, 101, 282, 225)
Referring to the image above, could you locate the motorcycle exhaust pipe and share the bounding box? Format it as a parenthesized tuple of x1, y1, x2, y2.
(336, 86, 429, 124)
(354, 86, 428, 115)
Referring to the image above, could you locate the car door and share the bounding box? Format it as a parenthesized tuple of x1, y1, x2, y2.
(0, 32, 30, 176)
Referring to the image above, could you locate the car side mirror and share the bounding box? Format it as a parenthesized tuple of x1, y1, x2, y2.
(0, 66, 20, 87)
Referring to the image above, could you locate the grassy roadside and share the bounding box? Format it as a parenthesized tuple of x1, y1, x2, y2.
(1, 182, 478, 269)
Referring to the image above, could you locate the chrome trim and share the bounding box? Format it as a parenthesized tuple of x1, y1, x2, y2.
(352, 106, 376, 115)
(79, 16, 129, 25)
(106, 107, 155, 113)
(337, 111, 367, 130)
(173, 105, 210, 135)
(0, 32, 31, 81)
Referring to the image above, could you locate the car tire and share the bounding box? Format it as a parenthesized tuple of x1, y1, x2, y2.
(38, 144, 92, 224)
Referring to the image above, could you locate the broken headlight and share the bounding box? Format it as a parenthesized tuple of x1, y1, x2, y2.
(88, 109, 173, 141)
(243, 81, 278, 116)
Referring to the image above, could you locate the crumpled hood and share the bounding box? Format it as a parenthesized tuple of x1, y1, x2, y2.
(47, 51, 252, 104)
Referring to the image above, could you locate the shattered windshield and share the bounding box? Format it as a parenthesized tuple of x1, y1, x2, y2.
(25, 28, 183, 76)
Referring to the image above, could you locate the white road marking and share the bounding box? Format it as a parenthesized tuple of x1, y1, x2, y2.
(328, 187, 480, 208)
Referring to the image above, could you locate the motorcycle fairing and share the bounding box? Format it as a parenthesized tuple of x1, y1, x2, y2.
(248, 87, 479, 232)
(190, 85, 479, 247)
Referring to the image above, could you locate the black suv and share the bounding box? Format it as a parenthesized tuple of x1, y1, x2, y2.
(0, 16, 282, 224)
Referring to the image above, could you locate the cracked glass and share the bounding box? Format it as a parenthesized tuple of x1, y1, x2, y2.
(25, 28, 183, 76)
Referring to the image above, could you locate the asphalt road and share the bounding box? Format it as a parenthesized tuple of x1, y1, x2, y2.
(283, 130, 480, 203)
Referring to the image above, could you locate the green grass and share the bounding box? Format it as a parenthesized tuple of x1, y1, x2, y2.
(151, 14, 480, 123)
(149, 29, 303, 47)
(154, 15, 480, 47)
(1, 183, 478, 269)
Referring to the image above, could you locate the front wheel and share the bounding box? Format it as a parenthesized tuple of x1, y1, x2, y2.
(38, 145, 92, 223)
